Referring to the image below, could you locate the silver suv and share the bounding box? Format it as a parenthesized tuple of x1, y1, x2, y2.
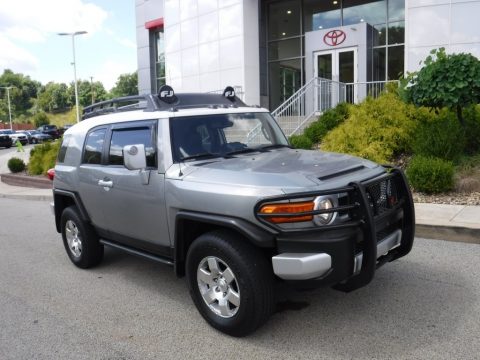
(52, 86, 415, 336)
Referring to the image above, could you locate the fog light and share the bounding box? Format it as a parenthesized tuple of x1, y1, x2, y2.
(313, 197, 335, 225)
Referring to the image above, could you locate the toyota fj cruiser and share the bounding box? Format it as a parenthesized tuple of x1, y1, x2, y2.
(52, 86, 415, 337)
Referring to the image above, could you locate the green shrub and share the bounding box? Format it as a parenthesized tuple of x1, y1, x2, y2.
(28, 140, 61, 175)
(321, 92, 421, 163)
(464, 105, 480, 154)
(33, 112, 50, 128)
(8, 157, 26, 173)
(304, 102, 350, 144)
(406, 156, 454, 193)
(289, 134, 313, 150)
(412, 109, 465, 161)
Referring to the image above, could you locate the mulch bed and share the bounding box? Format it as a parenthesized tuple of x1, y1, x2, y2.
(412, 191, 480, 206)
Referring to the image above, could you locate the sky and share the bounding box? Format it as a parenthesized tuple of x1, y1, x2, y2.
(0, 0, 137, 90)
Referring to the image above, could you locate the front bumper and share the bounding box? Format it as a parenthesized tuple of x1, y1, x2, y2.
(258, 168, 415, 292)
(272, 229, 402, 281)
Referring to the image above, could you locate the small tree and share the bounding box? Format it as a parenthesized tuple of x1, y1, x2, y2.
(402, 48, 480, 126)
(33, 112, 50, 127)
(110, 72, 138, 98)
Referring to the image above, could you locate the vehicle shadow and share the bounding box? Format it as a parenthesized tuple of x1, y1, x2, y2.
(96, 245, 476, 359)
(250, 257, 475, 358)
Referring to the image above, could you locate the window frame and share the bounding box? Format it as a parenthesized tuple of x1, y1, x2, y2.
(104, 120, 158, 170)
(81, 126, 108, 166)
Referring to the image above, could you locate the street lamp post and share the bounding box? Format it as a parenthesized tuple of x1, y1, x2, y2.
(58, 31, 87, 123)
(0, 86, 14, 130)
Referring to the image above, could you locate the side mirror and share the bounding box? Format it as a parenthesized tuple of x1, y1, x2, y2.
(123, 144, 146, 170)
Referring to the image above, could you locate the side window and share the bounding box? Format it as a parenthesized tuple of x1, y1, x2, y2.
(57, 134, 71, 163)
(83, 128, 106, 164)
(108, 127, 156, 168)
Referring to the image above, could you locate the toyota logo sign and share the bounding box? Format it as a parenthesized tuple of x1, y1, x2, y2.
(323, 30, 346, 46)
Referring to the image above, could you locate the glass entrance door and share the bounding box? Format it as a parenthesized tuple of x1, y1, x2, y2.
(314, 47, 357, 109)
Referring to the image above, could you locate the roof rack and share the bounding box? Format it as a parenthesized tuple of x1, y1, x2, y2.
(81, 86, 247, 120)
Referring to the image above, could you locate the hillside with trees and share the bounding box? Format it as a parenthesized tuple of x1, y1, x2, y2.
(0, 69, 138, 128)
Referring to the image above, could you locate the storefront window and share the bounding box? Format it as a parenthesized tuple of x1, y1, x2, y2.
(372, 47, 386, 81)
(268, 38, 301, 61)
(372, 24, 386, 46)
(343, 0, 386, 26)
(268, 0, 301, 40)
(388, 0, 405, 22)
(388, 21, 404, 45)
(263, 0, 405, 108)
(388, 45, 404, 80)
(268, 59, 302, 110)
(303, 0, 341, 32)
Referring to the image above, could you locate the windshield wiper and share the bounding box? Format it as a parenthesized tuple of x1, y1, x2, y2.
(257, 144, 292, 151)
(180, 152, 220, 162)
(225, 148, 259, 156)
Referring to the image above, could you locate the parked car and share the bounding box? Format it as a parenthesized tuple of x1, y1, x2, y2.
(0, 131, 12, 148)
(51, 86, 415, 337)
(0, 129, 28, 145)
(24, 130, 52, 144)
(37, 124, 60, 139)
(58, 124, 73, 136)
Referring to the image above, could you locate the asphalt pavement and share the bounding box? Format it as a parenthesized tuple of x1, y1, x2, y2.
(0, 197, 479, 360)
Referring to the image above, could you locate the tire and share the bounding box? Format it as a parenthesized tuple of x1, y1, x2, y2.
(186, 230, 275, 337)
(61, 206, 103, 269)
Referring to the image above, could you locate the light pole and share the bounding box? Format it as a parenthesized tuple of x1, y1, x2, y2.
(0, 86, 14, 130)
(58, 31, 87, 123)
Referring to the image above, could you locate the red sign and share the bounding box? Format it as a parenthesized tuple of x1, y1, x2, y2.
(323, 30, 346, 46)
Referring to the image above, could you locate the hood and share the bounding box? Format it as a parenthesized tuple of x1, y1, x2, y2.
(179, 149, 384, 191)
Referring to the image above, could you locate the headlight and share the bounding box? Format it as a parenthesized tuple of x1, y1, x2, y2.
(313, 196, 336, 225)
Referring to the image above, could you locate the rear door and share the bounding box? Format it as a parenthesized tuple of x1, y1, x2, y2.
(77, 126, 109, 230)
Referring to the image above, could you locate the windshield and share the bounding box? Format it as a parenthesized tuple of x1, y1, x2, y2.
(170, 112, 289, 162)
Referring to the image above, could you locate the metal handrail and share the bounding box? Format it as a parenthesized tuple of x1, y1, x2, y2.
(271, 78, 397, 136)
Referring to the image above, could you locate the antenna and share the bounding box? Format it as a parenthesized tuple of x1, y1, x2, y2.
(178, 161, 183, 177)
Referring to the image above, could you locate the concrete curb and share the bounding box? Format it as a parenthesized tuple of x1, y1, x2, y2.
(0, 192, 53, 202)
(1, 173, 52, 189)
(415, 224, 480, 244)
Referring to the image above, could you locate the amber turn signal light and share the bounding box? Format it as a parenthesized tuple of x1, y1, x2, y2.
(259, 202, 314, 223)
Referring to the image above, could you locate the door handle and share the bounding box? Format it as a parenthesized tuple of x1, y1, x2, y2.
(98, 179, 113, 189)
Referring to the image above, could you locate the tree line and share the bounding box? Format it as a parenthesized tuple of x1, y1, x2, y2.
(0, 69, 138, 123)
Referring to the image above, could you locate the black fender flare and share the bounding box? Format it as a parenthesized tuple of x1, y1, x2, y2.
(53, 189, 90, 233)
(173, 211, 277, 276)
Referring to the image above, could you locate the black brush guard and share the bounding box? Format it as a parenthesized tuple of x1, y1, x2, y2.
(255, 167, 415, 292)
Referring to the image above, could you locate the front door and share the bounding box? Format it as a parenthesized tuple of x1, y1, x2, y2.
(314, 47, 357, 109)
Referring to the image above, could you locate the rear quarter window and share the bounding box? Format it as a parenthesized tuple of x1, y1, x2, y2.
(57, 135, 71, 163)
(83, 128, 106, 164)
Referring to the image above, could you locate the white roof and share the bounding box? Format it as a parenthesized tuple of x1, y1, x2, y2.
(65, 106, 270, 136)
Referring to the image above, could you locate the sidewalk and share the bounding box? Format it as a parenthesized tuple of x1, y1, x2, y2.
(415, 203, 480, 244)
(0, 181, 478, 243)
(0, 181, 52, 201)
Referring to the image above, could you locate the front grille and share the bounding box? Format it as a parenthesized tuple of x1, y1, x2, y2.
(354, 172, 406, 254)
(365, 174, 403, 217)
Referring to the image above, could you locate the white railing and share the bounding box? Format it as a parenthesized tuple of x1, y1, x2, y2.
(272, 78, 397, 136)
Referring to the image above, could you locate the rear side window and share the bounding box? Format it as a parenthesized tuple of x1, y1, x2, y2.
(57, 135, 71, 163)
(108, 127, 156, 167)
(83, 128, 106, 164)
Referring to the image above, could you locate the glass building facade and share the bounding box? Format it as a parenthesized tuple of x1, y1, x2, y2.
(263, 0, 405, 109)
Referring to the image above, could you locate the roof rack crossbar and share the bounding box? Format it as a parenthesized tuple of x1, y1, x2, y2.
(82, 95, 159, 120)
